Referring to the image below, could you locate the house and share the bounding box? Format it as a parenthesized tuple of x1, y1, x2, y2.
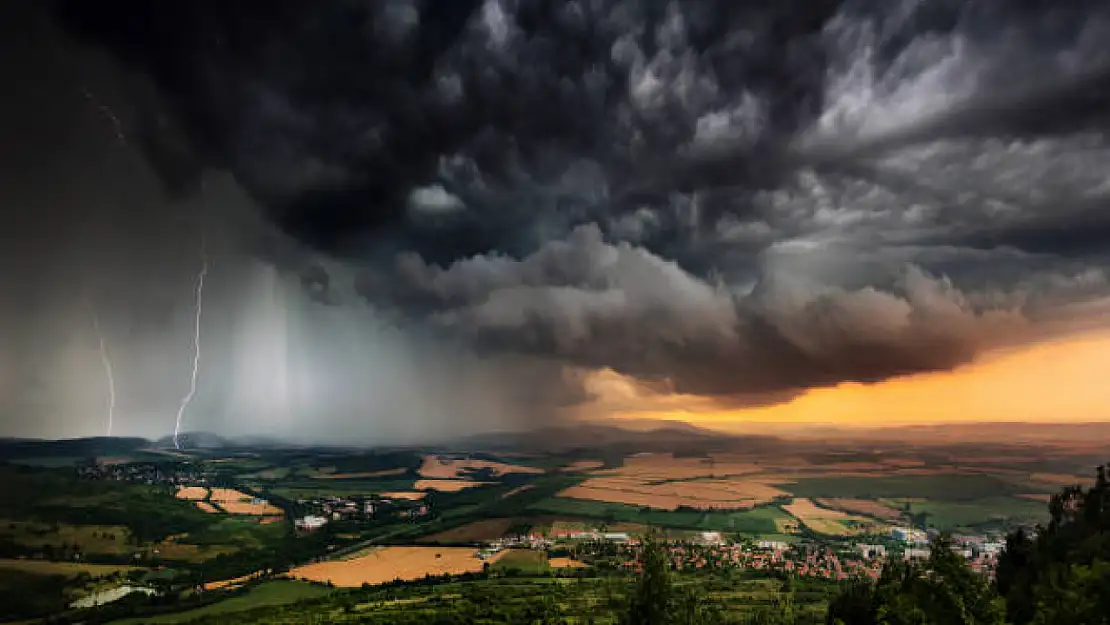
(698, 531, 724, 544)
(295, 515, 328, 531)
(603, 532, 630, 542)
(756, 540, 790, 552)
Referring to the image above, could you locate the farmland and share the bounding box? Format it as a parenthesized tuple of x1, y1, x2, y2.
(1, 428, 1101, 622)
(417, 518, 516, 543)
(289, 546, 503, 586)
(413, 479, 493, 491)
(783, 498, 877, 536)
(418, 455, 544, 479)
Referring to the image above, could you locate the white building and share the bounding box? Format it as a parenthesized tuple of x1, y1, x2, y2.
(295, 515, 328, 531)
(603, 532, 630, 542)
(757, 540, 790, 552)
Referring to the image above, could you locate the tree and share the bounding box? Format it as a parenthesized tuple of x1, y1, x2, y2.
(619, 531, 719, 625)
(620, 532, 672, 625)
(996, 465, 1110, 624)
(827, 535, 1005, 625)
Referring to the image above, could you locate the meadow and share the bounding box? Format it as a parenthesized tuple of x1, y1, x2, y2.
(529, 497, 792, 534)
(106, 580, 332, 624)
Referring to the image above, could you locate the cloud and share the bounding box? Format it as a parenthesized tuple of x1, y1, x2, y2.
(356, 223, 1099, 405)
(53, 0, 1110, 418)
(408, 184, 466, 215)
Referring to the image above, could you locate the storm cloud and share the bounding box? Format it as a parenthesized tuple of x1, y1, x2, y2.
(39, 0, 1110, 417)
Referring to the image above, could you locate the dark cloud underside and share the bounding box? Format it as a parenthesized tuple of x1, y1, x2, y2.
(6, 0, 1110, 437)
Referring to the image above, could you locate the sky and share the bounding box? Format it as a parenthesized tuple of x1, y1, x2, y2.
(2, 0, 1110, 443)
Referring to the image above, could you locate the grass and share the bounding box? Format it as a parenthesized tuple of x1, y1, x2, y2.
(268, 479, 417, 500)
(115, 573, 838, 624)
(784, 474, 1043, 502)
(528, 498, 790, 533)
(0, 520, 134, 556)
(107, 580, 333, 624)
(491, 549, 549, 574)
(0, 558, 140, 577)
(904, 497, 1047, 531)
(417, 518, 515, 543)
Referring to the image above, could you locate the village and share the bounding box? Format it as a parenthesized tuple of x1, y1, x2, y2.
(473, 526, 1008, 581)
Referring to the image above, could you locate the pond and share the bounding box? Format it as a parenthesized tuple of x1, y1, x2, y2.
(69, 584, 157, 609)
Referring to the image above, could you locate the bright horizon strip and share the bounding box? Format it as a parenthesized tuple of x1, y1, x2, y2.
(586, 329, 1110, 430)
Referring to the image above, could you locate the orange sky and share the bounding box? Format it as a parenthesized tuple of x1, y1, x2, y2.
(581, 329, 1110, 431)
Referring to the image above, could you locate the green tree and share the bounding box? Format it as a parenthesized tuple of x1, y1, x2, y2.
(619, 531, 718, 625)
(621, 532, 672, 625)
(827, 535, 1004, 625)
(996, 465, 1110, 624)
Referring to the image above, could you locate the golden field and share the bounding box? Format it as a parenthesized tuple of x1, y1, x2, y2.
(555, 454, 788, 510)
(784, 499, 876, 536)
(558, 477, 789, 511)
(816, 498, 903, 521)
(381, 491, 427, 500)
(174, 486, 208, 501)
(208, 488, 284, 516)
(414, 479, 492, 492)
(290, 547, 503, 587)
(548, 557, 587, 568)
(418, 455, 544, 479)
(194, 501, 219, 513)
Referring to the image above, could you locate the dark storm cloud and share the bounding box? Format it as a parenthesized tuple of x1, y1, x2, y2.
(53, 0, 1110, 408)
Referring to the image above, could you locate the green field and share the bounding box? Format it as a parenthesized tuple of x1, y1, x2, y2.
(528, 498, 790, 534)
(784, 474, 1051, 502)
(107, 580, 333, 624)
(492, 549, 549, 574)
(104, 574, 834, 624)
(0, 558, 140, 577)
(902, 497, 1047, 531)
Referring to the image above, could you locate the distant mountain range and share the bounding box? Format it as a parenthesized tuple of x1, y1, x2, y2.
(5, 421, 1109, 457)
(790, 421, 1110, 445)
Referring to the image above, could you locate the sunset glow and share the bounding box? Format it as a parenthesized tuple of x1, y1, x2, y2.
(585, 329, 1110, 431)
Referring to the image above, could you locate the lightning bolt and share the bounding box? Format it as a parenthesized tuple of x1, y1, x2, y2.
(82, 87, 127, 145)
(93, 315, 116, 437)
(173, 239, 208, 450)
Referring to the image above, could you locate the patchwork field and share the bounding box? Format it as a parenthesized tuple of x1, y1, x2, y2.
(174, 486, 208, 501)
(815, 498, 904, 521)
(531, 497, 791, 533)
(549, 557, 587, 568)
(599, 453, 763, 480)
(783, 499, 874, 536)
(414, 479, 493, 492)
(290, 546, 502, 587)
(418, 455, 544, 479)
(561, 460, 605, 472)
(195, 501, 219, 513)
(207, 488, 284, 516)
(558, 477, 789, 510)
(382, 491, 427, 500)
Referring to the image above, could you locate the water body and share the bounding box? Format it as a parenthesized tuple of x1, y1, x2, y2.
(69, 584, 157, 609)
